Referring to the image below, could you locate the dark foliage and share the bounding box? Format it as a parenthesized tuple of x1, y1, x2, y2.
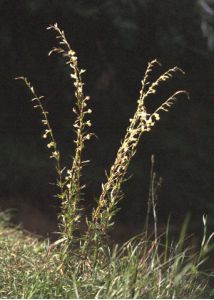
(0, 0, 213, 235)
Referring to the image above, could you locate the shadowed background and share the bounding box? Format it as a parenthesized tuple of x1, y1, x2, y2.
(0, 0, 213, 238)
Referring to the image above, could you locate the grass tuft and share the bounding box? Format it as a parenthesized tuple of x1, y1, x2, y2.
(0, 212, 213, 298)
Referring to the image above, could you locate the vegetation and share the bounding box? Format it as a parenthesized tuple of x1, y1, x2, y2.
(0, 211, 213, 298)
(0, 24, 213, 298)
(1, 0, 214, 227)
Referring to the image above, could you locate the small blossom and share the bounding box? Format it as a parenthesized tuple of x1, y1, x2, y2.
(47, 142, 55, 148)
(154, 113, 160, 121)
(68, 50, 76, 56)
(140, 111, 148, 118)
(86, 120, 91, 127)
(85, 134, 91, 140)
(50, 151, 59, 159)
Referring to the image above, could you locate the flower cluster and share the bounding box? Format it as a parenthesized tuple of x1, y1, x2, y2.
(91, 60, 188, 235)
(47, 23, 93, 242)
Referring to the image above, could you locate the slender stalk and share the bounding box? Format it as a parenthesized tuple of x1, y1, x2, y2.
(47, 23, 93, 245)
(15, 77, 64, 196)
(89, 61, 188, 243)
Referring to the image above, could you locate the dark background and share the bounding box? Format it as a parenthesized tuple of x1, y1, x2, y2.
(0, 0, 213, 238)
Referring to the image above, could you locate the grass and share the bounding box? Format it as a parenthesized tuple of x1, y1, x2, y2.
(0, 211, 213, 298)
(0, 23, 211, 298)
